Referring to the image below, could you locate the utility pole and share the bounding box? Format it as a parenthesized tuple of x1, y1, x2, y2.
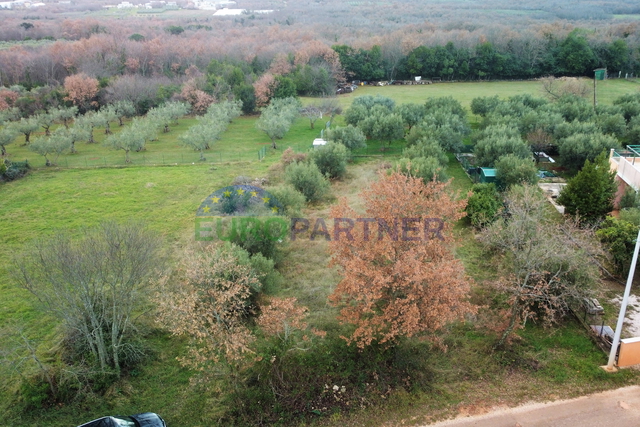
(593, 68, 607, 107)
(602, 227, 640, 372)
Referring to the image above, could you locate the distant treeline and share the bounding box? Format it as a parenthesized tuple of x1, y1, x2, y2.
(335, 29, 637, 82)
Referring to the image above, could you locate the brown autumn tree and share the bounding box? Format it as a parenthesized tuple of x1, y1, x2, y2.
(328, 170, 475, 348)
(180, 77, 215, 115)
(0, 88, 19, 110)
(63, 73, 99, 112)
(156, 244, 259, 385)
(253, 73, 276, 108)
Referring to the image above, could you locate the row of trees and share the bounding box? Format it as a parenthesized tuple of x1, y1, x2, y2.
(179, 100, 241, 161)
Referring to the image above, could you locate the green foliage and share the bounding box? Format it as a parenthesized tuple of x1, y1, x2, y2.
(344, 104, 368, 126)
(326, 125, 366, 150)
(619, 208, 640, 226)
(597, 217, 639, 275)
(424, 96, 466, 120)
(292, 64, 334, 96)
(613, 94, 640, 122)
(394, 103, 425, 130)
(627, 116, 640, 143)
(351, 94, 395, 111)
(129, 33, 145, 42)
(103, 122, 146, 163)
(265, 185, 306, 217)
(402, 138, 448, 167)
(473, 126, 531, 167)
(397, 156, 448, 183)
(558, 30, 596, 75)
(557, 151, 617, 223)
(273, 76, 297, 100)
(165, 25, 184, 35)
(619, 188, 639, 210)
(256, 97, 300, 149)
(0, 159, 29, 181)
(0, 126, 19, 156)
(495, 154, 538, 190)
(366, 112, 404, 147)
(470, 95, 501, 117)
(284, 161, 329, 203)
(228, 221, 283, 262)
(233, 330, 432, 426)
(29, 129, 72, 166)
(596, 112, 626, 138)
(557, 132, 619, 171)
(466, 183, 502, 228)
(405, 118, 465, 153)
(310, 142, 349, 180)
(233, 84, 256, 114)
(517, 109, 564, 137)
(555, 95, 595, 123)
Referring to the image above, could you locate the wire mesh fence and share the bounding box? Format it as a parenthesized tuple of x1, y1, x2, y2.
(18, 142, 315, 170)
(16, 140, 404, 170)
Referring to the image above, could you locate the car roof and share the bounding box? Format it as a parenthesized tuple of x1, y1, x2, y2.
(77, 413, 165, 427)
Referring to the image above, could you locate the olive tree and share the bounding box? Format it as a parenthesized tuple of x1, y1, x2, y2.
(103, 125, 146, 163)
(256, 97, 300, 149)
(326, 125, 367, 150)
(180, 120, 224, 161)
(29, 129, 72, 166)
(0, 126, 18, 156)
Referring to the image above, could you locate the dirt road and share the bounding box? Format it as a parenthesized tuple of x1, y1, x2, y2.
(423, 386, 640, 427)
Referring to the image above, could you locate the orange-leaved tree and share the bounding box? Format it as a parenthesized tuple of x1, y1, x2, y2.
(156, 244, 259, 386)
(328, 170, 475, 348)
(64, 73, 99, 113)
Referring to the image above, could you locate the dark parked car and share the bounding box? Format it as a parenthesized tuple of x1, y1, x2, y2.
(78, 412, 166, 427)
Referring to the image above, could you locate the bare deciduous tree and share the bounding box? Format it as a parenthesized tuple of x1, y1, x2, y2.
(540, 76, 591, 100)
(480, 185, 601, 348)
(13, 222, 163, 376)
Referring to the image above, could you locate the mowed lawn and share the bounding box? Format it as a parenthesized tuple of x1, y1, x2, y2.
(305, 78, 640, 110)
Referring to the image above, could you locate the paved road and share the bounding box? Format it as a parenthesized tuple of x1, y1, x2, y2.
(423, 386, 640, 427)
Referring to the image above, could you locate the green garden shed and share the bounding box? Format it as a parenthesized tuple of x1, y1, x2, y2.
(479, 168, 497, 184)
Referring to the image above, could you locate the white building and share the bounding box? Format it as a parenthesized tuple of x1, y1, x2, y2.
(117, 1, 137, 8)
(0, 0, 25, 9)
(212, 7, 243, 15)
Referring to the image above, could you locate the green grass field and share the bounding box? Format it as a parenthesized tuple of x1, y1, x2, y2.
(3, 80, 640, 426)
(6, 116, 319, 168)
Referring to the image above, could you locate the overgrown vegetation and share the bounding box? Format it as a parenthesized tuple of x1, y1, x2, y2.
(2, 81, 640, 427)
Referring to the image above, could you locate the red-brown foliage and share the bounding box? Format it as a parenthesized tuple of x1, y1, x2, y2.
(0, 88, 18, 110)
(328, 171, 475, 348)
(63, 73, 99, 110)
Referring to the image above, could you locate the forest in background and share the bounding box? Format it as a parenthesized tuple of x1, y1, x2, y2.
(0, 0, 639, 97)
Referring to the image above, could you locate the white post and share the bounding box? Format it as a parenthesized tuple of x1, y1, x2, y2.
(604, 227, 640, 371)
